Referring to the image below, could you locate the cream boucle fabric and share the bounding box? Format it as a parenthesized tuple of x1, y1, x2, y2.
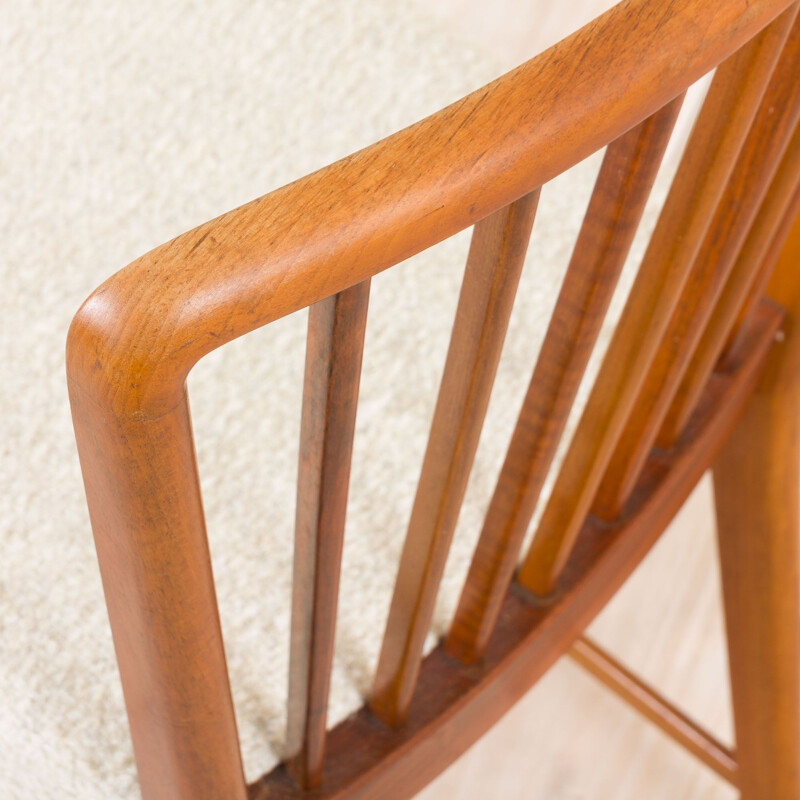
(0, 2, 685, 797)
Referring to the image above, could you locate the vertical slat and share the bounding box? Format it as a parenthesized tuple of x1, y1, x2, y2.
(369, 191, 540, 726)
(68, 393, 248, 800)
(444, 97, 684, 665)
(286, 282, 370, 788)
(660, 122, 800, 445)
(516, 8, 797, 597)
(722, 177, 800, 366)
(592, 14, 800, 520)
(712, 216, 800, 799)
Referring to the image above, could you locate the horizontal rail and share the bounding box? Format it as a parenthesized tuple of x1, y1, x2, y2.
(249, 300, 781, 800)
(569, 636, 738, 785)
(66, 0, 793, 420)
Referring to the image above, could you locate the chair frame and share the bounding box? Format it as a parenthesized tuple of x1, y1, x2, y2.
(67, 0, 800, 797)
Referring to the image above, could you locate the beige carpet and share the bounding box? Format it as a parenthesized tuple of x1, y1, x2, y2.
(1, 1, 731, 798)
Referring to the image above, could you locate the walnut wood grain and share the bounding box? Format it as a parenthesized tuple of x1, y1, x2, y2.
(286, 282, 370, 788)
(67, 0, 790, 424)
(369, 191, 540, 727)
(248, 300, 781, 800)
(516, 8, 796, 595)
(712, 216, 800, 799)
(593, 9, 800, 519)
(68, 386, 248, 800)
(65, 1, 799, 796)
(444, 98, 683, 665)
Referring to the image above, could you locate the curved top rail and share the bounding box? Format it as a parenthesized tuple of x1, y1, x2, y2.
(67, 0, 793, 419)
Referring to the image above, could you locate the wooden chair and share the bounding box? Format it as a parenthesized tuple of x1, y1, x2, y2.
(66, 0, 800, 797)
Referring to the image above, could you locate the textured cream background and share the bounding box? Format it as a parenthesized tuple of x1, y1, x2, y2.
(0, 1, 730, 798)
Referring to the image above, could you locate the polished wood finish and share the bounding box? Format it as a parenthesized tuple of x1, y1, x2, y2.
(445, 99, 683, 664)
(568, 636, 738, 785)
(370, 191, 539, 726)
(68, 387, 248, 800)
(287, 282, 370, 788)
(66, 1, 800, 797)
(660, 120, 800, 444)
(248, 301, 780, 800)
(517, 10, 794, 595)
(593, 12, 800, 519)
(712, 216, 800, 800)
(66, 0, 788, 422)
(723, 172, 800, 366)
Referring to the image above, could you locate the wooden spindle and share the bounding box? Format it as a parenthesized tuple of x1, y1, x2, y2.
(444, 97, 684, 665)
(251, 294, 783, 800)
(569, 637, 738, 785)
(660, 123, 800, 445)
(286, 282, 370, 788)
(721, 178, 800, 368)
(516, 7, 797, 597)
(592, 15, 800, 519)
(369, 191, 540, 726)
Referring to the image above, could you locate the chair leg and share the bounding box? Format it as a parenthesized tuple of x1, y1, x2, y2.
(713, 211, 800, 800)
(714, 380, 800, 798)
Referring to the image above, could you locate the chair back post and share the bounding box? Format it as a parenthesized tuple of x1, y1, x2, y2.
(67, 387, 248, 800)
(65, 1, 800, 796)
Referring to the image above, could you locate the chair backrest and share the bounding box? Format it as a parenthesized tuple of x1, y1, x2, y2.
(66, 1, 800, 798)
